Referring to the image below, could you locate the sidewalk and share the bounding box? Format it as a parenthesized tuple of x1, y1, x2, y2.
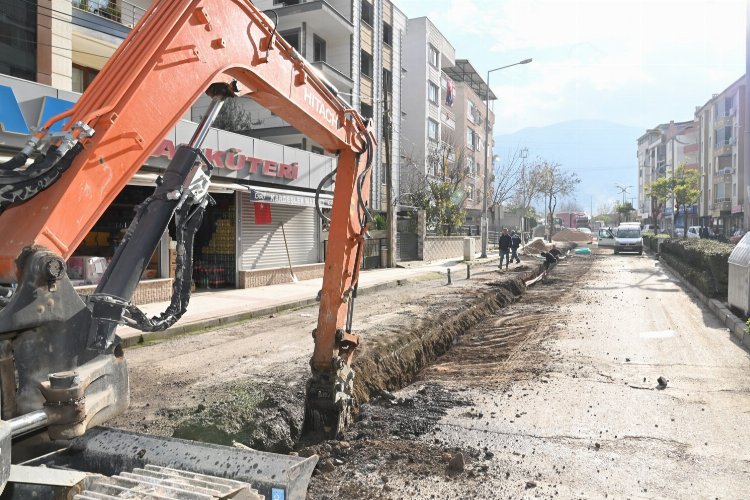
(118, 255, 499, 347)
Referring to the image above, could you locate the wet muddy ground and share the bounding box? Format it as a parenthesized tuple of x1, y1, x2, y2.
(109, 248, 592, 498)
(111, 257, 547, 457)
(303, 257, 588, 499)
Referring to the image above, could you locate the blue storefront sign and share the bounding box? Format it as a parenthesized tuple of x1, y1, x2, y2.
(0, 84, 75, 134)
(663, 204, 698, 216)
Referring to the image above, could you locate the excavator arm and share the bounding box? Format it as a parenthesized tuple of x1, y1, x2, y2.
(0, 0, 374, 492)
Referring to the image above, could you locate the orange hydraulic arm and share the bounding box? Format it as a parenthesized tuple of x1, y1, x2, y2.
(0, 0, 374, 438)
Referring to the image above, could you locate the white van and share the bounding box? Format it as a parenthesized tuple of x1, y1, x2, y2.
(598, 228, 615, 248)
(614, 226, 643, 255)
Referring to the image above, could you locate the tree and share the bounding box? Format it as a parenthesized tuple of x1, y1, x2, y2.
(647, 166, 700, 238)
(510, 156, 547, 242)
(615, 201, 634, 223)
(536, 162, 580, 241)
(490, 147, 524, 213)
(212, 97, 254, 133)
(559, 199, 583, 212)
(400, 134, 470, 235)
(424, 137, 470, 235)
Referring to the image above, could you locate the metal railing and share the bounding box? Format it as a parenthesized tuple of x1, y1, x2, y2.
(73, 0, 146, 28)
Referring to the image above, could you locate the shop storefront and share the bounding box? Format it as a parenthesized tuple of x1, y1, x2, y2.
(0, 76, 337, 299)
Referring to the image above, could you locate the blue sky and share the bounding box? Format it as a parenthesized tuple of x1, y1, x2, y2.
(397, 0, 746, 135)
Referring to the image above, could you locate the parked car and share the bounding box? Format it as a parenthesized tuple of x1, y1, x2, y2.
(687, 226, 701, 239)
(674, 227, 684, 237)
(614, 227, 643, 255)
(641, 224, 656, 234)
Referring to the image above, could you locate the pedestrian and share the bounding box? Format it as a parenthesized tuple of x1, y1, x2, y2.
(540, 251, 557, 271)
(510, 231, 522, 264)
(549, 245, 562, 259)
(498, 228, 512, 269)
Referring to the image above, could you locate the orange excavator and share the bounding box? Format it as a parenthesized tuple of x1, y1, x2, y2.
(0, 0, 374, 498)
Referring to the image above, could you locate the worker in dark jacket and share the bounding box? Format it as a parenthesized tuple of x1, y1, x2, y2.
(540, 251, 557, 271)
(498, 228, 512, 269)
(510, 231, 522, 264)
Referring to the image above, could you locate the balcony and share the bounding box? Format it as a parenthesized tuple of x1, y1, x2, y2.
(311, 61, 353, 98)
(715, 138, 735, 156)
(73, 0, 146, 29)
(714, 198, 732, 212)
(267, 1, 354, 39)
(715, 167, 735, 178)
(440, 109, 456, 129)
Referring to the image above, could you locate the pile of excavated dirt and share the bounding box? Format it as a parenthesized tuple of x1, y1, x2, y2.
(552, 228, 590, 243)
(520, 237, 548, 255)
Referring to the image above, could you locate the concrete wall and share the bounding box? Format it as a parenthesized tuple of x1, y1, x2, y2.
(76, 278, 172, 305)
(239, 263, 325, 288)
(423, 236, 479, 261)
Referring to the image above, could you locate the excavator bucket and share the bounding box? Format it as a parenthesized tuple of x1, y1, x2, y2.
(12, 427, 317, 500)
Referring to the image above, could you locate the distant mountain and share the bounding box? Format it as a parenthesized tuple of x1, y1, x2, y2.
(494, 120, 642, 215)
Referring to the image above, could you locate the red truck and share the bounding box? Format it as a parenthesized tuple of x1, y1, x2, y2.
(556, 212, 590, 229)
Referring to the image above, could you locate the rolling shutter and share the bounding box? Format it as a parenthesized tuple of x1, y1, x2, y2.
(238, 192, 318, 270)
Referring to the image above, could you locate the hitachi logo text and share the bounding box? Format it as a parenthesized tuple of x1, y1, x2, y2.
(304, 88, 337, 128)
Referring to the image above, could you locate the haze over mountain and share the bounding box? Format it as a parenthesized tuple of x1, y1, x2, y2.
(494, 120, 642, 216)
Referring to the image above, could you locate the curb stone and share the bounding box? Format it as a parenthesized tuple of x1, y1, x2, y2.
(650, 251, 750, 352)
(119, 273, 439, 348)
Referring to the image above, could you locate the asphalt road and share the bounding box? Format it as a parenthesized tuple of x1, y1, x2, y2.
(311, 250, 750, 499)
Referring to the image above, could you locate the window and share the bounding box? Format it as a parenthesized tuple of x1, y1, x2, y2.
(360, 50, 373, 78)
(382, 68, 393, 93)
(361, 0, 374, 26)
(383, 22, 393, 46)
(72, 64, 100, 93)
(313, 35, 326, 62)
(311, 146, 325, 155)
(427, 119, 439, 141)
(466, 129, 474, 150)
(428, 81, 439, 104)
(360, 102, 373, 119)
(466, 157, 475, 176)
(1, 0, 36, 80)
(428, 44, 439, 68)
(280, 29, 300, 52)
(468, 185, 474, 200)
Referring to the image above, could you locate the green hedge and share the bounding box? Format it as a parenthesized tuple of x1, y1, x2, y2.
(641, 233, 670, 252)
(658, 239, 734, 299)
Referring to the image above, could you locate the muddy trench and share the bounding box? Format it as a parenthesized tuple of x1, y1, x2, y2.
(141, 261, 554, 457)
(304, 255, 592, 499)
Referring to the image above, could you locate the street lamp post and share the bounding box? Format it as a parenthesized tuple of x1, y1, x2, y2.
(615, 184, 633, 223)
(480, 58, 532, 258)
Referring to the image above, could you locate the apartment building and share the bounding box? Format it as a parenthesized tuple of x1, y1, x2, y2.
(220, 0, 406, 214)
(0, 0, 372, 297)
(695, 76, 746, 234)
(443, 60, 495, 229)
(637, 120, 698, 231)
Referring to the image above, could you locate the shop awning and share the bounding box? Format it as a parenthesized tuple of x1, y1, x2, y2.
(130, 173, 334, 208)
(129, 173, 248, 194)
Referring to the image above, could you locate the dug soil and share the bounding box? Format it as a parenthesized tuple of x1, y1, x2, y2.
(110, 251, 588, 496)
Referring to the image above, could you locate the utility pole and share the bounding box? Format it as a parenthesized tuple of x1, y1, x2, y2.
(383, 87, 394, 267)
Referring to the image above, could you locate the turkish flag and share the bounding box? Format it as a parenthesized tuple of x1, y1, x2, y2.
(254, 202, 272, 224)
